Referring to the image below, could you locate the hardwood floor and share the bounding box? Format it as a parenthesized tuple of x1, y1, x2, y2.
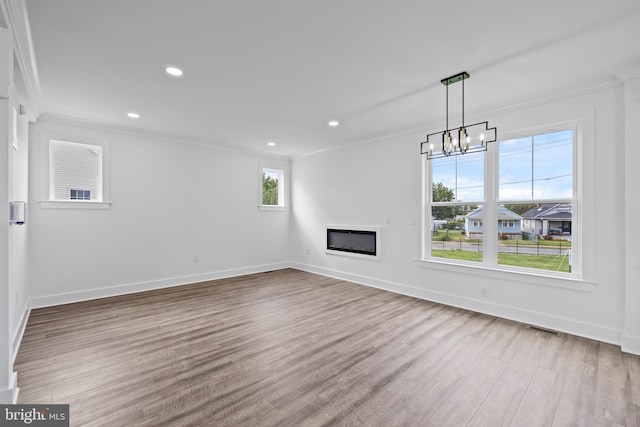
(15, 269, 640, 426)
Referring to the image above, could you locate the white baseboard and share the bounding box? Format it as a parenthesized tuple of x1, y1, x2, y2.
(0, 372, 18, 404)
(622, 334, 640, 355)
(24, 260, 631, 354)
(12, 305, 31, 365)
(30, 262, 290, 309)
(289, 262, 622, 348)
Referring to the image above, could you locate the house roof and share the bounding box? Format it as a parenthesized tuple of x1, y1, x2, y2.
(521, 203, 572, 220)
(466, 206, 521, 220)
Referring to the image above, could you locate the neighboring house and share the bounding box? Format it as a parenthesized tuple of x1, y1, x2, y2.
(465, 206, 522, 239)
(521, 203, 572, 239)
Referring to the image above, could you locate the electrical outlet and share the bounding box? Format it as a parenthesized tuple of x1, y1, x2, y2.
(15, 290, 20, 304)
(194, 255, 199, 263)
(305, 248, 310, 255)
(480, 288, 488, 298)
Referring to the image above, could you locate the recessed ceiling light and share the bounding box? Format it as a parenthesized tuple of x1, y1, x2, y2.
(165, 67, 183, 77)
(127, 112, 140, 119)
(267, 141, 276, 146)
(328, 120, 339, 127)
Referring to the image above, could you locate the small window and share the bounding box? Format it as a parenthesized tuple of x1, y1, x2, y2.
(261, 168, 284, 207)
(50, 140, 102, 201)
(69, 189, 91, 200)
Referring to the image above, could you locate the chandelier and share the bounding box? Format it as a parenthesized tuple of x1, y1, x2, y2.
(421, 72, 496, 160)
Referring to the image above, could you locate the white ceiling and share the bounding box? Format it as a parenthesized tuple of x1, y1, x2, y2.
(24, 0, 640, 157)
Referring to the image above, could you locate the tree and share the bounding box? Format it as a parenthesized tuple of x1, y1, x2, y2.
(262, 173, 279, 205)
(432, 182, 456, 220)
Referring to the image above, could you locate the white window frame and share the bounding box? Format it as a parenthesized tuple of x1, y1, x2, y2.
(69, 189, 92, 200)
(39, 133, 111, 209)
(259, 167, 287, 211)
(422, 123, 580, 280)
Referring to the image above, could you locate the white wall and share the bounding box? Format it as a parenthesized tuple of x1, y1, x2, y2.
(291, 84, 629, 348)
(28, 117, 291, 306)
(621, 67, 640, 354)
(0, 27, 13, 404)
(8, 100, 29, 356)
(1, 25, 29, 404)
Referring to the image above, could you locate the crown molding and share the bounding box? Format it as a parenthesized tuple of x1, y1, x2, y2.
(614, 64, 640, 82)
(36, 112, 292, 162)
(0, 0, 41, 119)
(295, 79, 623, 160)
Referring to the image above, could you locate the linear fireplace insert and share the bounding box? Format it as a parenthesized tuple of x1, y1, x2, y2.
(326, 227, 378, 257)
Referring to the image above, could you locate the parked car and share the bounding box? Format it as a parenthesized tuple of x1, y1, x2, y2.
(548, 228, 561, 235)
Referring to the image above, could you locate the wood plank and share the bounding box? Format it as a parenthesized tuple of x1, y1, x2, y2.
(427, 356, 508, 426)
(509, 366, 563, 426)
(466, 381, 524, 427)
(13, 269, 640, 426)
(595, 343, 637, 426)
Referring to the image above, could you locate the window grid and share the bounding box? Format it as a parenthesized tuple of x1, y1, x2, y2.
(425, 127, 577, 277)
(69, 189, 91, 200)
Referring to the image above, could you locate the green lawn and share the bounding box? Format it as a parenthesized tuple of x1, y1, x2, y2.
(431, 249, 482, 262)
(499, 252, 571, 272)
(431, 230, 481, 243)
(431, 250, 571, 273)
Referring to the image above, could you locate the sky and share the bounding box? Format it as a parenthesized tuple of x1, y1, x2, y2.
(432, 129, 573, 203)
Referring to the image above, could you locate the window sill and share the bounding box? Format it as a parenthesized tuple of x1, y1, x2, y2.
(40, 200, 112, 210)
(414, 258, 594, 292)
(258, 205, 288, 212)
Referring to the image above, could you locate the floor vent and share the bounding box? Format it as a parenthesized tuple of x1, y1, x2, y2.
(528, 325, 560, 336)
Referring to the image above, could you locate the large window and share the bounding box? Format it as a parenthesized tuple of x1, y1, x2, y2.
(425, 128, 576, 276)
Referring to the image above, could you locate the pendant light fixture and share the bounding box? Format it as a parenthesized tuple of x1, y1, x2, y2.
(421, 72, 496, 160)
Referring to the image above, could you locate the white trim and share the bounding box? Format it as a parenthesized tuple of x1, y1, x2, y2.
(0, 0, 41, 120)
(622, 334, 640, 356)
(260, 167, 285, 208)
(614, 64, 640, 82)
(39, 131, 111, 207)
(49, 139, 103, 201)
(0, 372, 18, 404)
(258, 205, 287, 212)
(414, 258, 593, 291)
(38, 113, 291, 161)
(39, 200, 111, 209)
(30, 262, 290, 309)
(12, 306, 29, 366)
(289, 262, 619, 347)
(424, 125, 580, 278)
(293, 80, 622, 160)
